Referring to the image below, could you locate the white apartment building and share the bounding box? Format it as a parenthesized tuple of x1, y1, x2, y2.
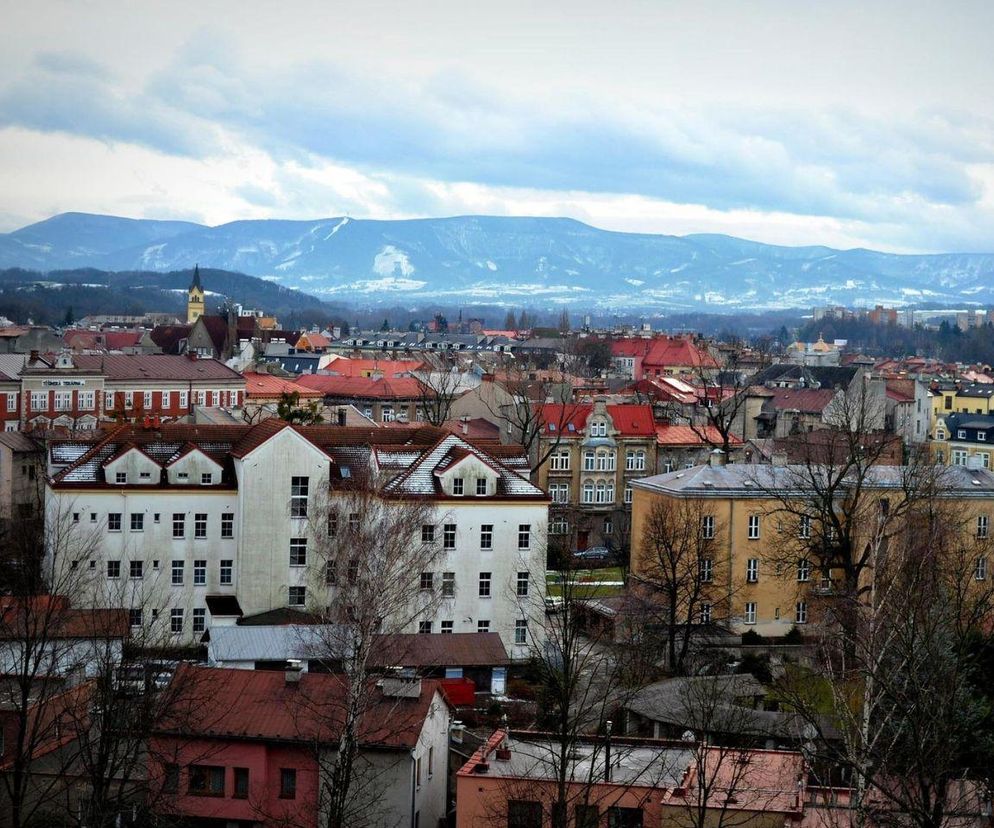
(46, 421, 548, 658)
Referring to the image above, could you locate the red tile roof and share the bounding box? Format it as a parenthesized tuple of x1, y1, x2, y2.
(370, 632, 509, 668)
(296, 374, 424, 399)
(767, 388, 836, 414)
(159, 664, 447, 749)
(611, 336, 717, 369)
(539, 403, 656, 437)
(71, 354, 243, 382)
(324, 358, 425, 378)
(656, 424, 742, 447)
(0, 596, 129, 640)
(242, 372, 323, 399)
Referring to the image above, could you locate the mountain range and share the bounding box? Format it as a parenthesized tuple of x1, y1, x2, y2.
(3, 212, 994, 311)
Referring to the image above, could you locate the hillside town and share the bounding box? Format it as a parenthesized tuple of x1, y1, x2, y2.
(0, 268, 990, 827)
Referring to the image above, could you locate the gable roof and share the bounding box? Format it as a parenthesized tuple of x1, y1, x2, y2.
(656, 424, 742, 447)
(539, 403, 656, 438)
(242, 372, 324, 399)
(157, 664, 447, 750)
(295, 374, 424, 400)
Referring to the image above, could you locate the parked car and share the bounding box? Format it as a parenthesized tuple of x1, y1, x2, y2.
(571, 546, 612, 565)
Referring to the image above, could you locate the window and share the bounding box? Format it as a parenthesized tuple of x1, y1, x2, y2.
(796, 601, 808, 624)
(980, 431, 988, 442)
(107, 561, 120, 579)
(289, 586, 306, 607)
(124, 392, 134, 409)
(747, 514, 760, 539)
(944, 395, 953, 410)
(289, 538, 307, 567)
(699, 603, 712, 624)
(381, 405, 395, 422)
(187, 764, 224, 796)
(115, 472, 127, 485)
(163, 763, 179, 794)
(193, 607, 206, 633)
(171, 561, 184, 585)
(699, 558, 713, 583)
(279, 768, 297, 799)
(130, 513, 144, 532)
(596, 451, 616, 472)
(440, 620, 453, 633)
(799, 514, 811, 538)
(193, 559, 206, 586)
(518, 524, 530, 550)
(177, 472, 189, 482)
(746, 558, 759, 583)
(179, 390, 188, 409)
(5, 392, 16, 411)
(625, 449, 646, 471)
(582, 481, 595, 503)
(452, 477, 464, 496)
(797, 558, 812, 582)
(975, 557, 988, 582)
(170, 608, 184, 634)
(172, 513, 185, 538)
(508, 800, 543, 828)
(590, 420, 608, 437)
(604, 517, 613, 535)
(480, 524, 493, 550)
(583, 450, 596, 471)
(514, 619, 528, 645)
(479, 572, 492, 598)
(607, 806, 644, 828)
(576, 805, 600, 828)
(476, 477, 488, 496)
(194, 513, 207, 539)
(54, 391, 71, 411)
(200, 472, 213, 485)
(420, 571, 434, 591)
(550, 482, 570, 504)
(129, 608, 143, 628)
(953, 449, 969, 466)
(161, 391, 171, 409)
(442, 572, 455, 597)
(418, 620, 432, 634)
(550, 517, 569, 535)
(744, 602, 757, 625)
(624, 485, 633, 505)
(290, 476, 309, 518)
(549, 449, 570, 471)
(477, 619, 490, 633)
(517, 571, 529, 597)
(701, 515, 715, 539)
(958, 429, 967, 439)
(421, 524, 435, 544)
(233, 767, 249, 799)
(220, 513, 233, 538)
(30, 391, 46, 412)
(130, 560, 144, 580)
(443, 524, 456, 550)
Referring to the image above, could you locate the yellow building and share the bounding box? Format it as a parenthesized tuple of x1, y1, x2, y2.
(187, 265, 205, 324)
(630, 459, 994, 634)
(932, 413, 994, 469)
(931, 382, 994, 424)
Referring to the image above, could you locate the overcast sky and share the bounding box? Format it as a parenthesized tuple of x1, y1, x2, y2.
(1, 0, 993, 252)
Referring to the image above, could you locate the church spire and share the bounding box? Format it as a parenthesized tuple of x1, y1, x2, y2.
(191, 264, 202, 291)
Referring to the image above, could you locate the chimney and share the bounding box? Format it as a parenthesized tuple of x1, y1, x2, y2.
(337, 407, 347, 427)
(187, 351, 198, 361)
(29, 349, 39, 363)
(461, 415, 470, 435)
(708, 448, 727, 467)
(284, 659, 302, 686)
(772, 451, 789, 467)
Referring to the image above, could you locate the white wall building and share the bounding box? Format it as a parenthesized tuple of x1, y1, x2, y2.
(46, 422, 548, 658)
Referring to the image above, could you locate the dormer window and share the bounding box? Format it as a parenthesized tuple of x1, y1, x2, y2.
(452, 478, 464, 496)
(590, 421, 608, 437)
(476, 478, 488, 496)
(958, 430, 967, 439)
(979, 431, 987, 442)
(937, 430, 946, 440)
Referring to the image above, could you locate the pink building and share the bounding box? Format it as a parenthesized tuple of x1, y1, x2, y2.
(151, 665, 452, 828)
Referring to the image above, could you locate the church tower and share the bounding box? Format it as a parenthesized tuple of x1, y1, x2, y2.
(187, 265, 205, 324)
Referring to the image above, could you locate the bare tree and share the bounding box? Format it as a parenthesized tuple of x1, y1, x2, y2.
(686, 348, 759, 459)
(777, 483, 994, 828)
(416, 358, 462, 426)
(299, 485, 448, 828)
(633, 498, 728, 675)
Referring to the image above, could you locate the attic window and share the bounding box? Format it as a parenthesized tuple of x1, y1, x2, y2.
(115, 472, 127, 484)
(177, 472, 189, 482)
(341, 466, 352, 479)
(140, 471, 152, 480)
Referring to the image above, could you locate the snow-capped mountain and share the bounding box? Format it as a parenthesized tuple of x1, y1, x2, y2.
(2, 212, 994, 310)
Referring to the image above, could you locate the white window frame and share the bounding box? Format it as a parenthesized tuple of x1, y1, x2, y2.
(744, 602, 757, 625)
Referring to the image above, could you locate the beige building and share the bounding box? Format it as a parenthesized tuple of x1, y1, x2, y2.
(630, 460, 994, 635)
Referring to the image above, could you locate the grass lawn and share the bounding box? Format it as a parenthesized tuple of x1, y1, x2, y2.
(546, 566, 626, 598)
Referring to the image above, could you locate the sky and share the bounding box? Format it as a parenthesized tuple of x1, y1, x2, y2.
(1, 0, 993, 252)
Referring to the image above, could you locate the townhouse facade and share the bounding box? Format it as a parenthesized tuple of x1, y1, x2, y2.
(294, 374, 425, 423)
(17, 352, 244, 430)
(629, 460, 994, 634)
(45, 422, 548, 657)
(534, 400, 656, 552)
(933, 413, 994, 468)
